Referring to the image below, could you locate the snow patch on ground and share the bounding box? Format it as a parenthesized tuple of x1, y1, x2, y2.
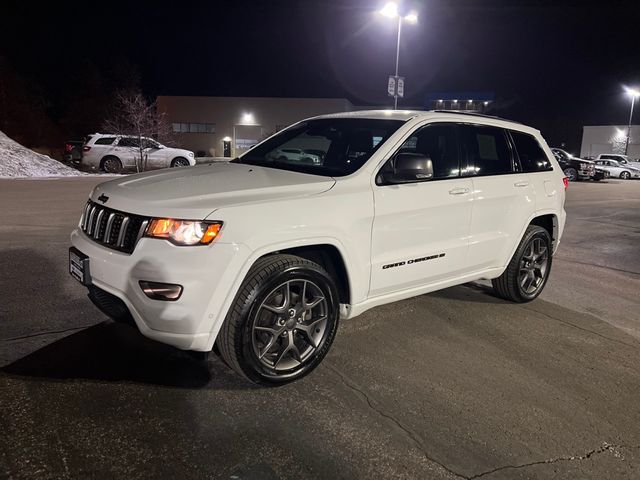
(0, 130, 84, 177)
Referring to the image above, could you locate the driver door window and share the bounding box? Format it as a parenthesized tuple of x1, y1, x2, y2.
(379, 124, 461, 182)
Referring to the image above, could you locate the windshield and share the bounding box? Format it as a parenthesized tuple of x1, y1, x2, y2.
(233, 118, 404, 177)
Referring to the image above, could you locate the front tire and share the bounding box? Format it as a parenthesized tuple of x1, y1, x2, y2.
(563, 167, 578, 181)
(217, 254, 340, 385)
(171, 157, 190, 167)
(620, 171, 631, 180)
(492, 225, 552, 303)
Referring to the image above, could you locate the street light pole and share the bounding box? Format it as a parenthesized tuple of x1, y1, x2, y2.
(379, 2, 417, 110)
(625, 94, 637, 156)
(394, 15, 402, 110)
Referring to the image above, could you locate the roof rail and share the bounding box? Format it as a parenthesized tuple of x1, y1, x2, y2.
(431, 110, 523, 125)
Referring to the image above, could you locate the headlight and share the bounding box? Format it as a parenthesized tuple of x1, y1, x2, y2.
(579, 163, 588, 169)
(188, 152, 194, 157)
(145, 219, 222, 246)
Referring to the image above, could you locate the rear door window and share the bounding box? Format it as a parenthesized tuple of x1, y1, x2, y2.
(117, 137, 139, 148)
(510, 131, 553, 172)
(462, 125, 513, 176)
(94, 137, 116, 145)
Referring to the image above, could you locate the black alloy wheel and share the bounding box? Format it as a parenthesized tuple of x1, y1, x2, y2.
(217, 254, 340, 385)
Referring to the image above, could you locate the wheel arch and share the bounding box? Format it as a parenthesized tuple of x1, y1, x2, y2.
(203, 239, 355, 352)
(529, 213, 558, 251)
(499, 212, 559, 273)
(266, 244, 351, 305)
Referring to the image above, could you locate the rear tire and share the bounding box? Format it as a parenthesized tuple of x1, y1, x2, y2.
(101, 156, 122, 174)
(492, 225, 552, 303)
(217, 254, 340, 385)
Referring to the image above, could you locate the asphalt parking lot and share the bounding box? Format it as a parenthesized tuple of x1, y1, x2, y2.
(1, 177, 639, 479)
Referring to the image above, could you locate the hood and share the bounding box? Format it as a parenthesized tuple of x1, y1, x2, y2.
(172, 147, 193, 155)
(90, 162, 336, 219)
(569, 156, 594, 164)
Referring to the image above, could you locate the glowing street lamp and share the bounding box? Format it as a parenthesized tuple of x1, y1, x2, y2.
(624, 87, 640, 155)
(378, 2, 419, 109)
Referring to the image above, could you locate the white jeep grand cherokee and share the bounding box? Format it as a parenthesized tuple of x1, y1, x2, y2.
(69, 110, 566, 384)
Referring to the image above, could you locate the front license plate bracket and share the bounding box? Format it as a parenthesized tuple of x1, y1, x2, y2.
(69, 247, 92, 286)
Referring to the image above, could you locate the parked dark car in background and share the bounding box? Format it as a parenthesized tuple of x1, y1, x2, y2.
(63, 140, 83, 164)
(551, 148, 596, 181)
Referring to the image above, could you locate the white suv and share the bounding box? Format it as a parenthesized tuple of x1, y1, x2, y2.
(595, 154, 639, 165)
(273, 148, 323, 164)
(82, 134, 195, 173)
(69, 111, 566, 384)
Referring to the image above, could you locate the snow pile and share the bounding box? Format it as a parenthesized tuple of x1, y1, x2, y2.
(0, 130, 84, 177)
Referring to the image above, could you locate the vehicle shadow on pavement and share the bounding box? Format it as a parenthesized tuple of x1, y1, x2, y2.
(429, 282, 507, 304)
(2, 321, 254, 390)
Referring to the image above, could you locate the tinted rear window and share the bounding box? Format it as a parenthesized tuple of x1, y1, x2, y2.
(511, 131, 553, 172)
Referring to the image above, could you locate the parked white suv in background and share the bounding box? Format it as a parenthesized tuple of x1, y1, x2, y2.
(596, 154, 640, 165)
(273, 148, 322, 164)
(82, 134, 195, 173)
(69, 111, 566, 385)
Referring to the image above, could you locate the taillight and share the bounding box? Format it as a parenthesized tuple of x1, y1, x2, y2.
(64, 143, 73, 152)
(83, 146, 91, 152)
(562, 177, 569, 190)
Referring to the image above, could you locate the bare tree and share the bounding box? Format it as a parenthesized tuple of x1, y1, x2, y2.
(102, 90, 174, 172)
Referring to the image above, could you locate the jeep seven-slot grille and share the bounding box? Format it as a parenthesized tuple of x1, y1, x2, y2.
(80, 200, 149, 254)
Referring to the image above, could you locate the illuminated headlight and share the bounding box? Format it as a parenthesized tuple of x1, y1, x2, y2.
(145, 219, 222, 246)
(579, 163, 588, 169)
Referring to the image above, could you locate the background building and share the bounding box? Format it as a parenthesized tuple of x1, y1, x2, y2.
(424, 92, 494, 113)
(158, 96, 355, 157)
(580, 125, 640, 159)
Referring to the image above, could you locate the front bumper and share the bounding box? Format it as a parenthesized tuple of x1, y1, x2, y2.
(577, 169, 595, 179)
(70, 228, 250, 351)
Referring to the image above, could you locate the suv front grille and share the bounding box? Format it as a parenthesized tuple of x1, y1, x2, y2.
(79, 200, 149, 254)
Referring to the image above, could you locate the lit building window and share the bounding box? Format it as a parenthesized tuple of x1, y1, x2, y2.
(172, 123, 215, 134)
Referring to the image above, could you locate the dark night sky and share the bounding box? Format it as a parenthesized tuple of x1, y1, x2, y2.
(2, 0, 640, 150)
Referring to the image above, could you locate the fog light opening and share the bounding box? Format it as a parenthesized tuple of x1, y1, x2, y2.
(139, 281, 183, 301)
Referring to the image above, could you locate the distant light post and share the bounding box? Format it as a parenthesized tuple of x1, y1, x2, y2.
(624, 87, 640, 155)
(378, 2, 418, 109)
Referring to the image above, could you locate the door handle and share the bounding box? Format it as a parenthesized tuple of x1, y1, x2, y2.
(448, 187, 470, 195)
(514, 181, 530, 187)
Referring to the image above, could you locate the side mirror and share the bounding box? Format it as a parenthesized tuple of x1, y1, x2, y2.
(382, 153, 434, 184)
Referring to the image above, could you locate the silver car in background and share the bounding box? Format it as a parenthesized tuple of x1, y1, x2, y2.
(594, 159, 640, 180)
